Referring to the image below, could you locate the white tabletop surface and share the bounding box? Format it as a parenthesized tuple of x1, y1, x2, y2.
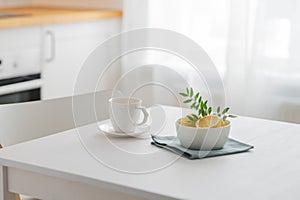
(0, 105, 300, 200)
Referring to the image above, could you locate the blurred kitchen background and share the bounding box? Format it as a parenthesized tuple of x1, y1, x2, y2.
(0, 0, 299, 124)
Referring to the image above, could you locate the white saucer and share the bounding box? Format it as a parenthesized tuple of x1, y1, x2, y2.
(98, 120, 151, 139)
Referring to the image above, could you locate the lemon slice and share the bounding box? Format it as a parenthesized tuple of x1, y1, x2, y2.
(221, 119, 230, 126)
(197, 115, 223, 128)
(179, 115, 196, 127)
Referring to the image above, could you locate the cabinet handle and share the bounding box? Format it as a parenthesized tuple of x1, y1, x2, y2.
(45, 30, 55, 62)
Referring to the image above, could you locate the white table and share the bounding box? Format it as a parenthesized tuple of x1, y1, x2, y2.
(0, 106, 300, 200)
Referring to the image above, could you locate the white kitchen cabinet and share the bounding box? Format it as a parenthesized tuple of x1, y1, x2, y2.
(0, 26, 42, 79)
(41, 18, 121, 99)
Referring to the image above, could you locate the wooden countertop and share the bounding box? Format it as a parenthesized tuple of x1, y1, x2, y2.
(0, 6, 122, 29)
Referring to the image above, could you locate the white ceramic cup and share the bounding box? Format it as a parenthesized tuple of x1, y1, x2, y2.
(108, 97, 149, 133)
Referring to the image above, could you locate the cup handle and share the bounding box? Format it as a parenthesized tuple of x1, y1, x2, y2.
(136, 106, 149, 126)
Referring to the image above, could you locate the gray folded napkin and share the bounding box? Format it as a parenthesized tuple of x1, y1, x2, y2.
(151, 135, 254, 160)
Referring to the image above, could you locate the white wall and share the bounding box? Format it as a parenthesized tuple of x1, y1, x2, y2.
(0, 0, 32, 7)
(32, 0, 122, 9)
(0, 0, 122, 9)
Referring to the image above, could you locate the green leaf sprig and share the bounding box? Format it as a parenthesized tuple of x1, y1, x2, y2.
(179, 87, 237, 122)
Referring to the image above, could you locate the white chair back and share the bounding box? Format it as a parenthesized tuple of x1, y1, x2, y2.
(0, 90, 121, 146)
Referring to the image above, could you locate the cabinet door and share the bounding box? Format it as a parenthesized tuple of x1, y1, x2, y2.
(0, 26, 42, 79)
(42, 18, 121, 99)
